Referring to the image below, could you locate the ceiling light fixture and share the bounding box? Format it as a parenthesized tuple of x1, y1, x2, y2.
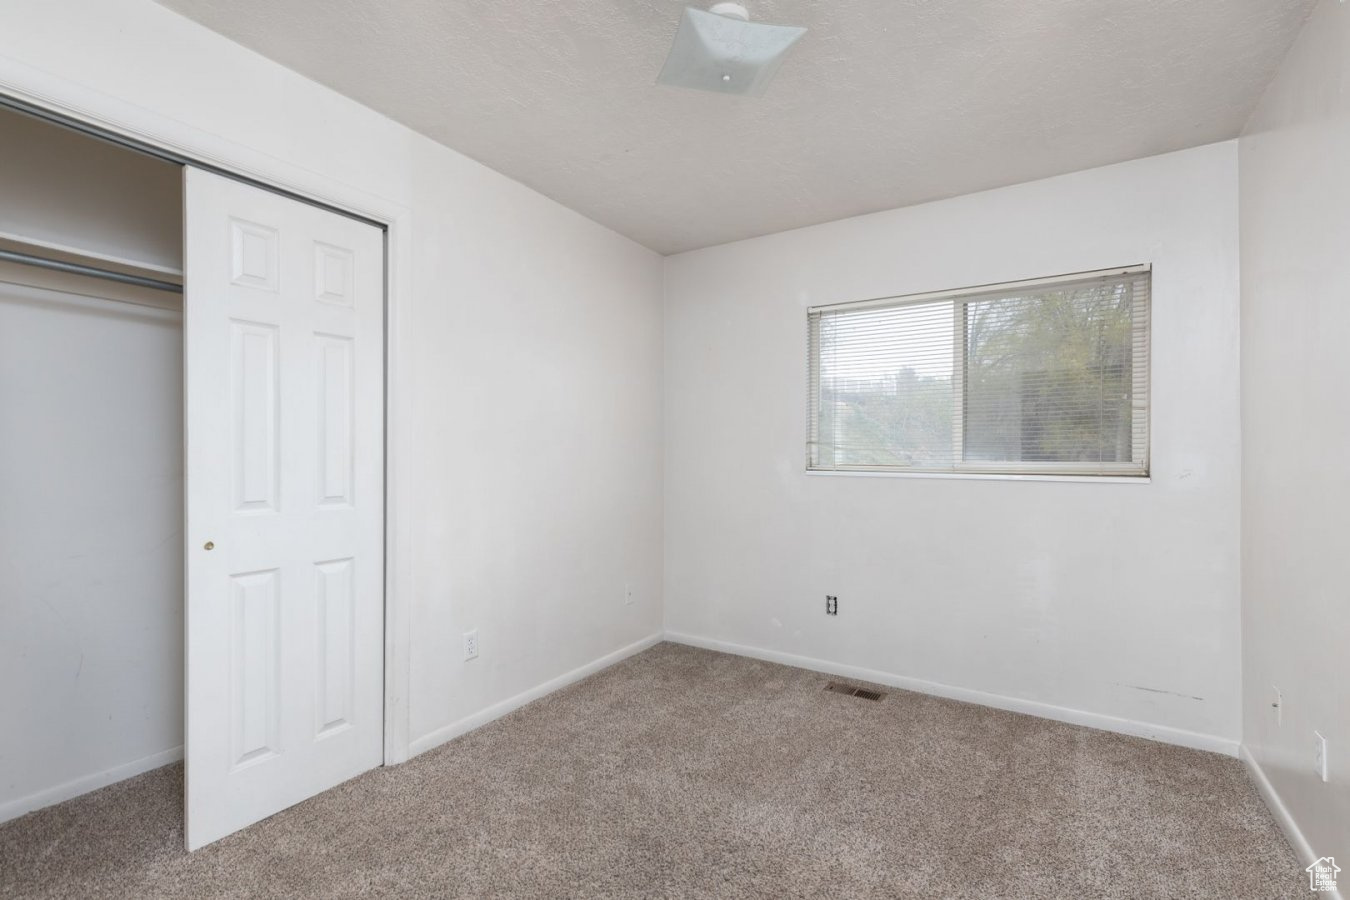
(656, 3, 807, 97)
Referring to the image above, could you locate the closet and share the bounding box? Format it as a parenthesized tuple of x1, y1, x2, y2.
(0, 105, 185, 819)
(0, 104, 388, 849)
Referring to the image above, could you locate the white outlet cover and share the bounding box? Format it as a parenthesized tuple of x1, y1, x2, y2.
(463, 629, 479, 661)
(1314, 731, 1328, 782)
(1273, 686, 1282, 727)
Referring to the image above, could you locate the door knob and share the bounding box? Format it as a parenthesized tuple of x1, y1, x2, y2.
(204, 541, 215, 551)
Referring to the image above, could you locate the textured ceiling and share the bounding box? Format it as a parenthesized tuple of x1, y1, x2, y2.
(157, 0, 1314, 254)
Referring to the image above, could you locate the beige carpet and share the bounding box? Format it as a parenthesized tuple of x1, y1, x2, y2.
(0, 643, 1303, 899)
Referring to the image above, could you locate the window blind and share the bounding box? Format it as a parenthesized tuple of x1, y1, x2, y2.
(808, 267, 1150, 477)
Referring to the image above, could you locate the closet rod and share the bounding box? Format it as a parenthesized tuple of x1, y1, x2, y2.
(0, 248, 183, 293)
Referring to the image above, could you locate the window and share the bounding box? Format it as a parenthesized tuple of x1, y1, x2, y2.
(807, 266, 1150, 477)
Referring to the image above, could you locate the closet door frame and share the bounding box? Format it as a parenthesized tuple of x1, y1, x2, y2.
(0, 76, 416, 768)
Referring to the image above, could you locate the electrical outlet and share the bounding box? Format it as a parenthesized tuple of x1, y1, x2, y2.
(624, 583, 634, 605)
(1314, 731, 1328, 782)
(825, 595, 838, 616)
(1272, 686, 1283, 727)
(463, 629, 479, 661)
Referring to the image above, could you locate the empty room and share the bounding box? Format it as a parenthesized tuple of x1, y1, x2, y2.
(0, 0, 1345, 897)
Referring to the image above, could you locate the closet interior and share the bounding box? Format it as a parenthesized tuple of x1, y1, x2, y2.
(0, 105, 186, 820)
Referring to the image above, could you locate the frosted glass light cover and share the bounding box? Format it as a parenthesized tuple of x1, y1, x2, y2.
(657, 7, 807, 97)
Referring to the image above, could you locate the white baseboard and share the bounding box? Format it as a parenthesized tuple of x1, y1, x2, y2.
(1240, 744, 1341, 898)
(1, 632, 1242, 831)
(0, 744, 183, 825)
(408, 631, 665, 758)
(664, 631, 1240, 757)
(2, 632, 663, 823)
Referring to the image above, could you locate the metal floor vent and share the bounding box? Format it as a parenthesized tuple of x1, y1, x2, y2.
(824, 682, 885, 702)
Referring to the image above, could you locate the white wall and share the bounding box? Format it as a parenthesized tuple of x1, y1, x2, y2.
(0, 0, 664, 811)
(664, 142, 1243, 749)
(1239, 0, 1350, 865)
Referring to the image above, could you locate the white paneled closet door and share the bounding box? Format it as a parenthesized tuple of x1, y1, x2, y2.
(183, 168, 384, 850)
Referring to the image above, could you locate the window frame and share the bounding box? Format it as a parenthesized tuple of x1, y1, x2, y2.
(806, 265, 1151, 480)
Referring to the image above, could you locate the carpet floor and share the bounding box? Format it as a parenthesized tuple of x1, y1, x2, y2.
(0, 643, 1304, 899)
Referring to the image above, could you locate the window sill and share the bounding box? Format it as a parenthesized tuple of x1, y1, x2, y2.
(805, 469, 1150, 484)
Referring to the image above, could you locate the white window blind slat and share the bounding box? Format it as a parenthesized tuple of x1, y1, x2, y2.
(808, 267, 1150, 477)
